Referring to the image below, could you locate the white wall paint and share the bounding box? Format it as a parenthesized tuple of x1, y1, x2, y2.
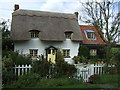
(14, 38, 79, 64)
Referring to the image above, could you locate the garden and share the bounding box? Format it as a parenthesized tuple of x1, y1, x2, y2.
(2, 47, 120, 88)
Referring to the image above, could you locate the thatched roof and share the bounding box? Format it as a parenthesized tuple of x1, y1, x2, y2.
(11, 9, 83, 41)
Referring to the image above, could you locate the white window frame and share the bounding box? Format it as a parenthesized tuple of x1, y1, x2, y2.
(29, 49, 38, 56)
(90, 49, 97, 56)
(84, 30, 96, 40)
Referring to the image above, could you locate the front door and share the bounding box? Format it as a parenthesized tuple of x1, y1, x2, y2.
(46, 46, 57, 64)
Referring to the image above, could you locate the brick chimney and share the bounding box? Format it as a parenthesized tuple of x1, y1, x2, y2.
(74, 12, 78, 20)
(14, 4, 19, 11)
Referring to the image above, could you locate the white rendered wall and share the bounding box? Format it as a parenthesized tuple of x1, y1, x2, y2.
(14, 38, 79, 64)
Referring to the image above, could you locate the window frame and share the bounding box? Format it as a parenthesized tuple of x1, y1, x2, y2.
(90, 49, 97, 56)
(64, 32, 73, 39)
(85, 30, 96, 40)
(29, 49, 38, 56)
(29, 30, 39, 38)
(62, 49, 70, 58)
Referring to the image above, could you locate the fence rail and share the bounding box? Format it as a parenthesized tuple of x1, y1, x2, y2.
(13, 64, 32, 76)
(13, 63, 114, 82)
(74, 64, 105, 82)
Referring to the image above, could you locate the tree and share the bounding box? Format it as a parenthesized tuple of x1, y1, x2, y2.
(80, 1, 120, 60)
(1, 19, 13, 51)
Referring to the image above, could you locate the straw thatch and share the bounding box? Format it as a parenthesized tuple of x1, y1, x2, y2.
(11, 9, 83, 41)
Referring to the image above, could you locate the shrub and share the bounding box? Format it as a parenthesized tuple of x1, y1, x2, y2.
(78, 46, 90, 59)
(2, 51, 32, 65)
(32, 59, 50, 77)
(55, 50, 77, 78)
(2, 57, 13, 70)
(2, 70, 16, 85)
(73, 56, 80, 64)
(4, 73, 41, 88)
(88, 74, 100, 84)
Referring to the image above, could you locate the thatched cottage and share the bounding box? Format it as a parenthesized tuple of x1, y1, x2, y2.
(11, 5, 83, 64)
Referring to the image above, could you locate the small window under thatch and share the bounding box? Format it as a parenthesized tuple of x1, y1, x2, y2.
(29, 30, 40, 38)
(64, 31, 73, 39)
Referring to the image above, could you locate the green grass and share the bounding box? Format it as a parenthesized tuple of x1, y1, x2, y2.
(54, 84, 100, 88)
(4, 77, 100, 88)
(96, 74, 120, 87)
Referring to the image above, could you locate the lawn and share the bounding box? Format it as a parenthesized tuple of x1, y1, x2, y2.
(96, 74, 120, 88)
(4, 76, 100, 88)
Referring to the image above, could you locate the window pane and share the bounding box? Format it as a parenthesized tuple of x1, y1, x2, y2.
(90, 49, 97, 56)
(65, 32, 72, 39)
(87, 32, 95, 39)
(62, 49, 70, 57)
(29, 49, 38, 56)
(30, 31, 39, 38)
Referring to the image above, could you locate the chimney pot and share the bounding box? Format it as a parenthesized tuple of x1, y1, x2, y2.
(74, 12, 79, 20)
(14, 4, 19, 11)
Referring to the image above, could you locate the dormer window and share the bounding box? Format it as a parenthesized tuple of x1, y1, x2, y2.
(65, 31, 73, 39)
(29, 30, 39, 38)
(85, 30, 96, 40)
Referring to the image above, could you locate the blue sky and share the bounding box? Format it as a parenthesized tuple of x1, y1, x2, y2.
(0, 0, 119, 25)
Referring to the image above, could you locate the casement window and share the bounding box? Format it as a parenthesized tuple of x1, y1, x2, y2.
(65, 32, 73, 39)
(29, 30, 39, 38)
(63, 49, 70, 57)
(29, 49, 38, 56)
(90, 49, 97, 56)
(85, 30, 96, 40)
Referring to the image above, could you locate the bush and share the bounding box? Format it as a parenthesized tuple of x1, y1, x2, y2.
(4, 73, 41, 88)
(88, 74, 100, 84)
(2, 70, 16, 85)
(32, 59, 50, 77)
(2, 51, 32, 65)
(55, 50, 77, 78)
(2, 57, 13, 70)
(78, 46, 90, 59)
(55, 60, 77, 78)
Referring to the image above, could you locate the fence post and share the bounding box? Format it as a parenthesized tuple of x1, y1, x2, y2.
(25, 64, 28, 74)
(28, 65, 31, 73)
(21, 65, 24, 75)
(14, 65, 16, 76)
(18, 65, 21, 76)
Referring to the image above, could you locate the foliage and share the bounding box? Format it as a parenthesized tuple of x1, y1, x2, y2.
(112, 50, 120, 74)
(95, 74, 119, 87)
(72, 56, 80, 64)
(2, 50, 32, 65)
(32, 49, 77, 78)
(1, 19, 13, 51)
(2, 57, 13, 70)
(55, 49, 77, 78)
(78, 46, 89, 59)
(88, 58, 107, 64)
(32, 59, 50, 77)
(88, 74, 100, 84)
(4, 73, 41, 88)
(32, 78, 82, 88)
(2, 70, 16, 85)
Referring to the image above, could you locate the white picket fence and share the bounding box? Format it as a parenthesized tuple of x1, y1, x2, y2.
(13, 63, 114, 82)
(13, 64, 32, 76)
(74, 64, 105, 82)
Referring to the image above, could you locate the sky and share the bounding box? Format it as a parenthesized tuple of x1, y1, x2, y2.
(0, 0, 119, 25)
